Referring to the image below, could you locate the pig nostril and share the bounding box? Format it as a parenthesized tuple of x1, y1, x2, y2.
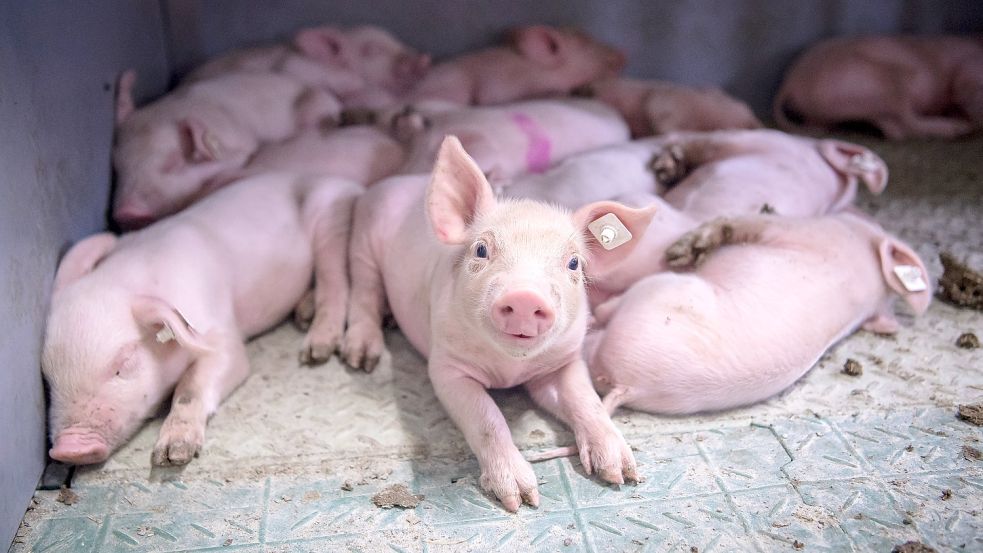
(501, 306, 514, 316)
(534, 309, 547, 319)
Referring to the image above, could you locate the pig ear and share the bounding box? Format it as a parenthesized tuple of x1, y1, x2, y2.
(818, 140, 889, 196)
(427, 135, 496, 245)
(878, 237, 931, 316)
(573, 200, 658, 277)
(512, 26, 563, 67)
(178, 117, 222, 163)
(131, 296, 212, 353)
(115, 69, 137, 124)
(294, 27, 346, 63)
(53, 233, 118, 293)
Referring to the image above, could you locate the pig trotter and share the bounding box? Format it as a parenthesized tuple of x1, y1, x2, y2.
(152, 416, 204, 466)
(649, 144, 687, 187)
(299, 318, 342, 366)
(575, 427, 639, 484)
(665, 218, 733, 268)
(340, 322, 385, 372)
(292, 289, 316, 331)
(479, 449, 541, 512)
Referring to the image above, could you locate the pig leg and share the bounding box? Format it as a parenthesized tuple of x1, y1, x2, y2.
(295, 88, 343, 131)
(648, 134, 752, 186)
(877, 109, 975, 140)
(525, 360, 638, 484)
(152, 333, 249, 466)
(340, 210, 388, 372)
(665, 216, 770, 268)
(293, 288, 315, 331)
(429, 363, 539, 512)
(299, 186, 358, 365)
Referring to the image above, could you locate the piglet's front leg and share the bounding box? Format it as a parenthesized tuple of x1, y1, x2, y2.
(526, 359, 638, 484)
(429, 361, 539, 512)
(153, 333, 249, 466)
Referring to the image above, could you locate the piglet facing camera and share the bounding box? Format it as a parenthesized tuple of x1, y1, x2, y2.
(342, 136, 656, 511)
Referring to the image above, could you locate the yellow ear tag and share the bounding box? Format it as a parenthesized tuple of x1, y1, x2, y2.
(588, 213, 632, 251)
(893, 265, 926, 292)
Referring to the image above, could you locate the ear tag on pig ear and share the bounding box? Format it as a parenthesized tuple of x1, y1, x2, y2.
(588, 213, 632, 251)
(155, 325, 176, 344)
(848, 151, 878, 173)
(893, 265, 927, 293)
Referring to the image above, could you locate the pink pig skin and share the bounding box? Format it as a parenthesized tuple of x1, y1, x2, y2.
(186, 26, 430, 109)
(392, 99, 629, 179)
(583, 77, 762, 137)
(205, 126, 406, 192)
(342, 136, 656, 511)
(44, 172, 360, 467)
(585, 212, 931, 415)
(112, 71, 343, 228)
(774, 35, 983, 139)
(406, 26, 624, 106)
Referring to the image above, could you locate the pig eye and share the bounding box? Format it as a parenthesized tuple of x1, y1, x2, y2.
(475, 242, 488, 259)
(568, 256, 580, 271)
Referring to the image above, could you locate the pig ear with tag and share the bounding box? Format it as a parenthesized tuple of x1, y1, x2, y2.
(427, 135, 496, 245)
(294, 26, 348, 64)
(878, 237, 931, 316)
(512, 26, 564, 67)
(572, 200, 657, 278)
(53, 233, 118, 293)
(818, 140, 889, 195)
(178, 117, 222, 163)
(131, 295, 212, 353)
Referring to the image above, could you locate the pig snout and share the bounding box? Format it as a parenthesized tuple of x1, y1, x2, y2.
(491, 289, 556, 338)
(50, 427, 110, 465)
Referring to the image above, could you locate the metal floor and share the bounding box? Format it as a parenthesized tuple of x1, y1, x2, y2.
(11, 135, 983, 553)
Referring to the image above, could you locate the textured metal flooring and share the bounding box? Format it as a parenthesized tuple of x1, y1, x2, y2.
(11, 135, 982, 552)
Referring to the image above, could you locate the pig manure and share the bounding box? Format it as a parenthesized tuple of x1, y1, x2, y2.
(941, 489, 952, 500)
(892, 541, 938, 553)
(841, 358, 863, 376)
(372, 484, 423, 509)
(956, 332, 980, 349)
(937, 252, 983, 310)
(963, 445, 982, 461)
(56, 486, 79, 506)
(956, 403, 983, 426)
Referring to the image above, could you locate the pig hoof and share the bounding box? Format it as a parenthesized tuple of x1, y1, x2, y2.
(577, 430, 639, 486)
(152, 420, 204, 467)
(293, 294, 316, 331)
(479, 451, 540, 512)
(649, 144, 686, 187)
(665, 220, 732, 268)
(340, 324, 385, 372)
(299, 341, 336, 366)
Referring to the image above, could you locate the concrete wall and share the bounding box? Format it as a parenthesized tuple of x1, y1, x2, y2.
(163, 0, 983, 114)
(0, 1, 169, 548)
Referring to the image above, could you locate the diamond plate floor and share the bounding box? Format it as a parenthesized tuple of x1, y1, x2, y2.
(11, 135, 983, 553)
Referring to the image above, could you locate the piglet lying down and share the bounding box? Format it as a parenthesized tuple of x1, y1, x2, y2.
(588, 212, 931, 415)
(44, 172, 359, 466)
(343, 136, 656, 511)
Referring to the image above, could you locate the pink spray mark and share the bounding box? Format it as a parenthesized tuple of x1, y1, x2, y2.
(511, 113, 552, 173)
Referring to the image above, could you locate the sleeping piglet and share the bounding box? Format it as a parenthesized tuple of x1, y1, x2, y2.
(44, 171, 359, 466)
(406, 25, 624, 106)
(579, 77, 762, 137)
(342, 136, 656, 510)
(586, 212, 931, 415)
(112, 70, 342, 228)
(774, 35, 983, 139)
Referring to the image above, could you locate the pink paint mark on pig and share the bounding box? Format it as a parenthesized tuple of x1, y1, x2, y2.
(510, 113, 552, 173)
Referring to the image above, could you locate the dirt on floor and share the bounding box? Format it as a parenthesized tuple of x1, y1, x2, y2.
(892, 541, 938, 553)
(55, 487, 78, 506)
(955, 332, 980, 349)
(956, 403, 983, 426)
(937, 252, 983, 310)
(372, 483, 424, 509)
(842, 358, 863, 376)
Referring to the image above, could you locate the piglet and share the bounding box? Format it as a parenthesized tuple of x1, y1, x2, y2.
(44, 172, 359, 466)
(580, 77, 761, 137)
(583, 212, 931, 415)
(113, 70, 342, 227)
(774, 35, 983, 139)
(406, 25, 624, 106)
(391, 98, 629, 179)
(342, 136, 655, 510)
(186, 26, 430, 109)
(205, 126, 405, 192)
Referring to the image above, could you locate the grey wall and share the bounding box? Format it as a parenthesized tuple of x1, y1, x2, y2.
(0, 1, 169, 548)
(163, 0, 983, 114)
